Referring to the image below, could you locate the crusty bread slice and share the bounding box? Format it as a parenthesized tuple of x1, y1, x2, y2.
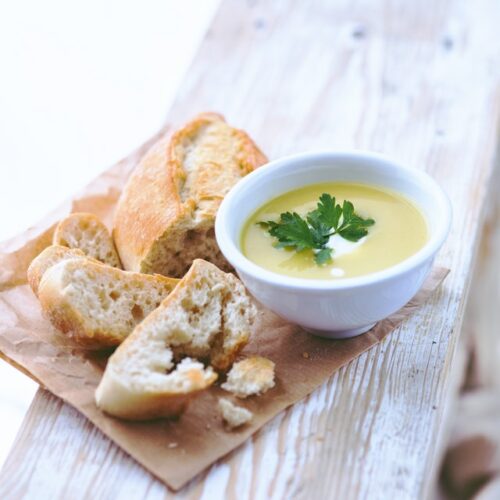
(54, 212, 122, 267)
(94, 259, 256, 420)
(218, 398, 253, 428)
(113, 113, 267, 277)
(95, 357, 217, 420)
(37, 258, 179, 348)
(27, 245, 98, 296)
(221, 356, 275, 398)
(135, 258, 256, 371)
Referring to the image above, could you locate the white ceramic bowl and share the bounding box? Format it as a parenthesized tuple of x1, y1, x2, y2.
(215, 151, 451, 339)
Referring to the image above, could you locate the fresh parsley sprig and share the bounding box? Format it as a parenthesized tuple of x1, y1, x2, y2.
(258, 193, 375, 265)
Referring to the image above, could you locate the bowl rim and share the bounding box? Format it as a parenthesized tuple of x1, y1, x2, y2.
(215, 150, 452, 291)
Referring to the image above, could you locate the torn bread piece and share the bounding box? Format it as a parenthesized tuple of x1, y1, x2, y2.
(95, 357, 217, 420)
(54, 212, 122, 267)
(221, 356, 275, 398)
(95, 259, 255, 420)
(113, 112, 267, 277)
(37, 258, 179, 348)
(218, 398, 253, 428)
(27, 245, 96, 296)
(122, 259, 256, 371)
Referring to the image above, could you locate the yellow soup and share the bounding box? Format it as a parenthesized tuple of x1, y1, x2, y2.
(241, 183, 428, 279)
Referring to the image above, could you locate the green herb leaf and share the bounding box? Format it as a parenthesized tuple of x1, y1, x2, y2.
(306, 213, 331, 247)
(336, 201, 375, 241)
(310, 193, 343, 229)
(256, 193, 375, 266)
(337, 225, 369, 241)
(314, 247, 333, 265)
(266, 212, 316, 252)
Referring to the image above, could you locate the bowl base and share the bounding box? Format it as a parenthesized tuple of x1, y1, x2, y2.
(303, 323, 377, 339)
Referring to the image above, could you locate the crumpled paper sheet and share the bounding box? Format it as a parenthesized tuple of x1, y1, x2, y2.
(0, 128, 449, 490)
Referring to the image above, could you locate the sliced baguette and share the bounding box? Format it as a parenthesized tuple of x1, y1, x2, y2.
(95, 357, 217, 420)
(37, 258, 179, 348)
(54, 212, 122, 267)
(113, 113, 267, 277)
(95, 259, 256, 420)
(27, 245, 98, 296)
(137, 258, 257, 371)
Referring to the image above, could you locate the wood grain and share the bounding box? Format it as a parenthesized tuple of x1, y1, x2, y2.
(1, 0, 499, 498)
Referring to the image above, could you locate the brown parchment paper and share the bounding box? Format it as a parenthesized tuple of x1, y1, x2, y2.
(0, 129, 449, 490)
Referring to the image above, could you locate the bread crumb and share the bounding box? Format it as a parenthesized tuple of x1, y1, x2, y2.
(302, 352, 310, 359)
(218, 398, 252, 429)
(221, 356, 275, 398)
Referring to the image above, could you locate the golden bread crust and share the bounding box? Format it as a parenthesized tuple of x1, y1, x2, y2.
(113, 113, 267, 277)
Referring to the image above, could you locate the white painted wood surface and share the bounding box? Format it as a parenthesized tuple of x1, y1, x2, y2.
(1, 0, 500, 499)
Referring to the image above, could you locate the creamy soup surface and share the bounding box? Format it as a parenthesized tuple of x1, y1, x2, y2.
(241, 182, 428, 279)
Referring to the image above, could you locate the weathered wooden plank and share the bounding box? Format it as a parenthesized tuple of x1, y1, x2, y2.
(1, 0, 499, 499)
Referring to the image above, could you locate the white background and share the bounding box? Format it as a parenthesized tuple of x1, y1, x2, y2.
(0, 0, 219, 467)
